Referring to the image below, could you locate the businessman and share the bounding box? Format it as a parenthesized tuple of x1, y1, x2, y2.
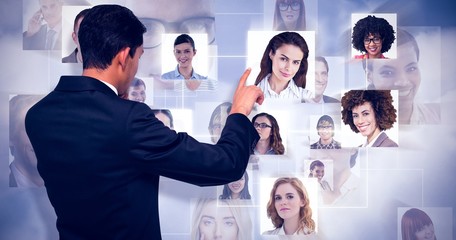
(62, 8, 90, 63)
(25, 5, 264, 240)
(23, 0, 63, 50)
(310, 56, 340, 103)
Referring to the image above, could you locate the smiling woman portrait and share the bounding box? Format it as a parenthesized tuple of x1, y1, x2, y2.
(254, 31, 312, 101)
(364, 28, 441, 125)
(341, 90, 398, 147)
(219, 171, 251, 200)
(351, 15, 396, 59)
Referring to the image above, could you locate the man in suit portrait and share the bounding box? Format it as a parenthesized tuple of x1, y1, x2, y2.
(23, 0, 63, 50)
(25, 5, 263, 240)
(310, 56, 340, 103)
(62, 8, 90, 63)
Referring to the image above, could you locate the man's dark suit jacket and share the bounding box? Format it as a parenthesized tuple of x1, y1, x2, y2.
(62, 48, 78, 63)
(25, 76, 259, 240)
(323, 95, 340, 103)
(23, 25, 61, 50)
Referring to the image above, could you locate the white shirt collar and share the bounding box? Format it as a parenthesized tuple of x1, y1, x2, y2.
(98, 80, 118, 95)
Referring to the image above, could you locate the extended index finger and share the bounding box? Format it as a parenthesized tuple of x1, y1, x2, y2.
(236, 68, 252, 90)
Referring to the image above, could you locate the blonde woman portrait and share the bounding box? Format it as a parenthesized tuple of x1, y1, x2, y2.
(264, 177, 317, 238)
(191, 198, 252, 240)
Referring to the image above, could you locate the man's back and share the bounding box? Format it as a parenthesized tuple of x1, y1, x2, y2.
(26, 76, 258, 239)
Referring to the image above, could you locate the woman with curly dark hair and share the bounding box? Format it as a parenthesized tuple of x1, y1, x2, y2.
(264, 177, 317, 237)
(341, 90, 398, 147)
(351, 15, 396, 59)
(252, 112, 285, 154)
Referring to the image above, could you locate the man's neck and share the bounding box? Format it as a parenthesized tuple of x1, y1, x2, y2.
(82, 68, 119, 93)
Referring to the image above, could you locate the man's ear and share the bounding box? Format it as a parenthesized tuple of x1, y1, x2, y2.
(117, 47, 131, 70)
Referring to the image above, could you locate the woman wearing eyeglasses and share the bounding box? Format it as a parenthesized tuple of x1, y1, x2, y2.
(252, 112, 285, 155)
(254, 32, 312, 101)
(273, 0, 306, 31)
(351, 15, 396, 59)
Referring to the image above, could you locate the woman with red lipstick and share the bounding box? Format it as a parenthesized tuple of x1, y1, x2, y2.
(351, 15, 396, 59)
(219, 171, 251, 200)
(264, 177, 317, 237)
(273, 0, 306, 31)
(341, 90, 398, 147)
(254, 31, 313, 101)
(252, 112, 285, 155)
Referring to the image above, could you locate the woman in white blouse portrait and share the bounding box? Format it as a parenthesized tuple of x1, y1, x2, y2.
(254, 31, 312, 101)
(263, 177, 317, 238)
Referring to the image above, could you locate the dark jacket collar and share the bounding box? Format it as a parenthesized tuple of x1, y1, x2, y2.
(54, 76, 118, 97)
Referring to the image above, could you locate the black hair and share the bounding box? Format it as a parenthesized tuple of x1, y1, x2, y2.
(351, 15, 396, 54)
(219, 171, 251, 200)
(79, 5, 146, 70)
(174, 34, 195, 49)
(308, 160, 324, 177)
(316, 115, 334, 129)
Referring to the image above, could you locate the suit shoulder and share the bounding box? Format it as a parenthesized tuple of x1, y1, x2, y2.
(323, 95, 340, 103)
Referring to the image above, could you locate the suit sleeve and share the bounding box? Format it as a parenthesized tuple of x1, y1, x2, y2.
(127, 104, 259, 187)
